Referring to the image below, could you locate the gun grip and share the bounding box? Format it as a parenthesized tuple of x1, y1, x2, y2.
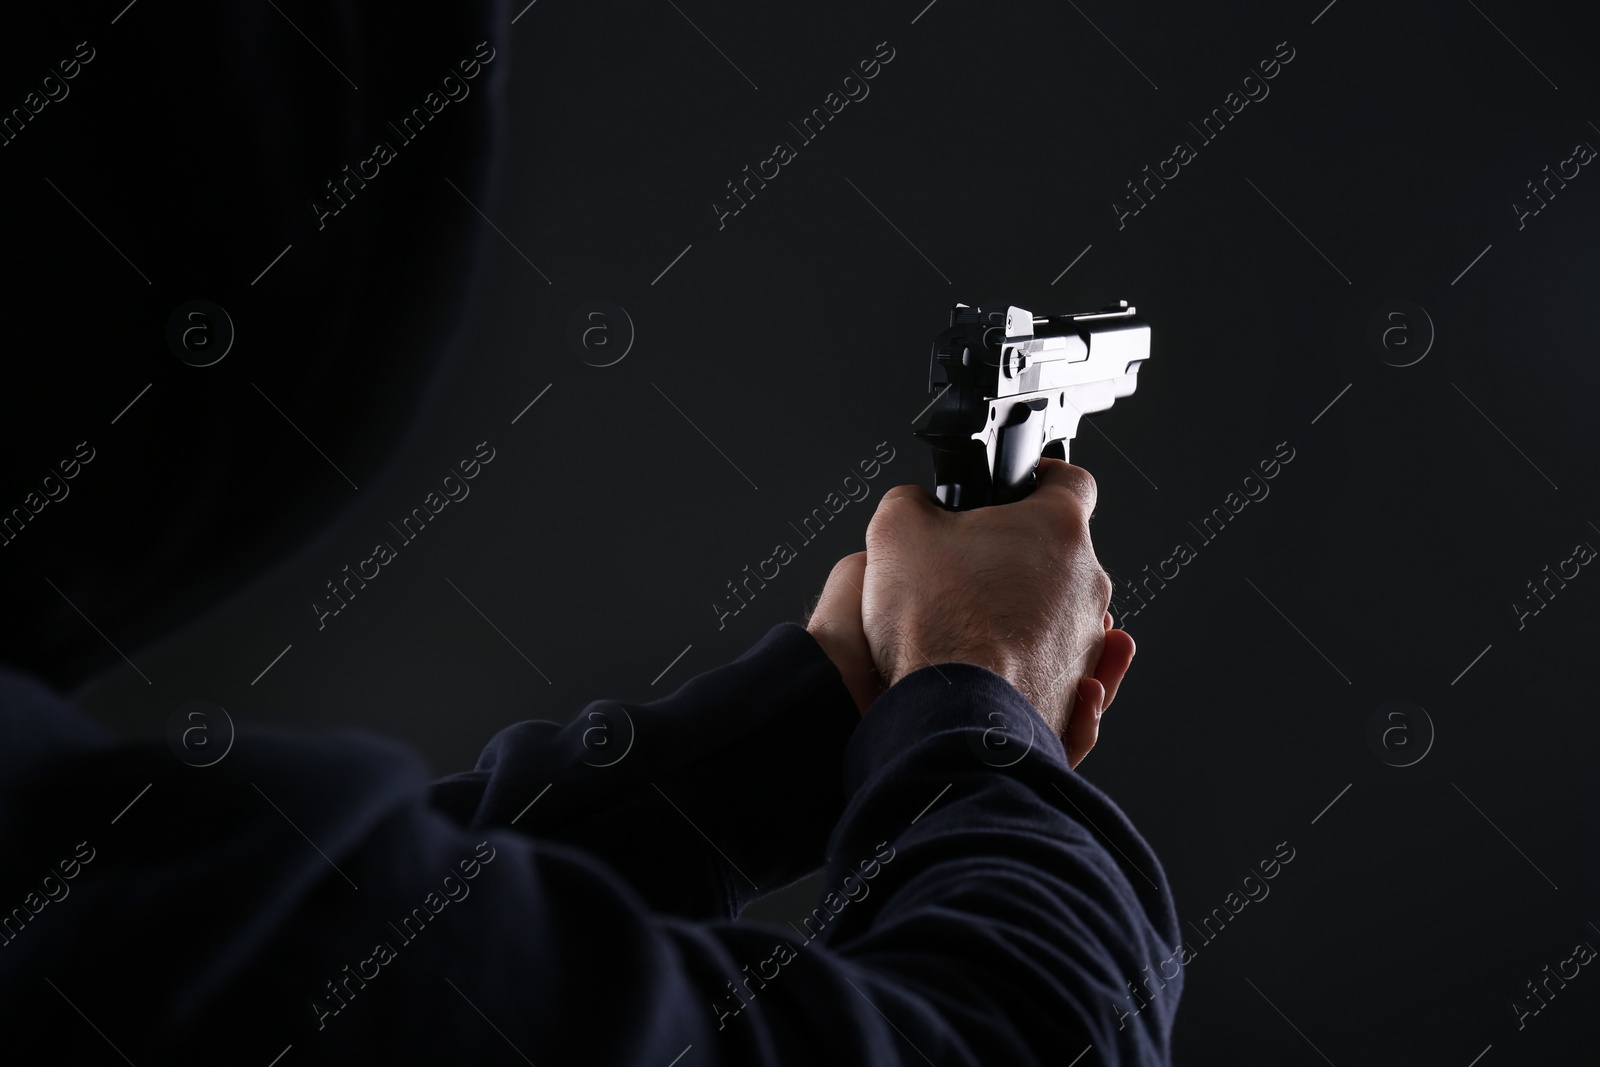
(931, 445, 991, 510)
(933, 399, 1053, 510)
(992, 398, 1049, 505)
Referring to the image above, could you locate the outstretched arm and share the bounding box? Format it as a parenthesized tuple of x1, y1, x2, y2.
(429, 617, 863, 920)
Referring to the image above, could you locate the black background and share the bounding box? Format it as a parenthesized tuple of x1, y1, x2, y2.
(7, 0, 1598, 1062)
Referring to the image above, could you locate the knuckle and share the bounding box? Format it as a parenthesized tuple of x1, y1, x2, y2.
(1093, 566, 1114, 609)
(878, 483, 929, 509)
(1039, 463, 1097, 521)
(1076, 466, 1098, 499)
(830, 551, 867, 578)
(867, 490, 923, 538)
(1041, 489, 1089, 536)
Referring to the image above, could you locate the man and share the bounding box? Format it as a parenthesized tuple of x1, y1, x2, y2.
(1, 457, 1179, 1063)
(1, 4, 1180, 1060)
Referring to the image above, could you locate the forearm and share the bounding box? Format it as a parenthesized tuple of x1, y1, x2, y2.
(803, 661, 1184, 1064)
(429, 621, 862, 918)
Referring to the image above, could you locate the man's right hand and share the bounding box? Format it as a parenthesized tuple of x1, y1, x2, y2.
(861, 459, 1134, 766)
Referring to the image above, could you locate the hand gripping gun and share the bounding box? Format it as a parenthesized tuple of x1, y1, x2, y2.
(914, 301, 1150, 510)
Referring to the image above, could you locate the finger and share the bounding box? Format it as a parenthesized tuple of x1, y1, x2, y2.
(1093, 629, 1135, 712)
(811, 551, 867, 625)
(1063, 677, 1104, 769)
(877, 481, 941, 510)
(867, 484, 943, 552)
(1033, 459, 1097, 521)
(801, 590, 822, 628)
(1104, 610, 1113, 631)
(808, 552, 880, 715)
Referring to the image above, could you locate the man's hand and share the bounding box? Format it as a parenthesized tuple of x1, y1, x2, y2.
(805, 552, 883, 715)
(861, 459, 1134, 766)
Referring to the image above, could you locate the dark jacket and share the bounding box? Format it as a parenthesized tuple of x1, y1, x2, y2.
(0, 621, 1182, 1064)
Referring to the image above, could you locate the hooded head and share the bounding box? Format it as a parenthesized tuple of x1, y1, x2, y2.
(1, 2, 508, 691)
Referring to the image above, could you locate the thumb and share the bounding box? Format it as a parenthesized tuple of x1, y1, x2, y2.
(810, 551, 866, 626)
(806, 553, 880, 715)
(1063, 677, 1105, 770)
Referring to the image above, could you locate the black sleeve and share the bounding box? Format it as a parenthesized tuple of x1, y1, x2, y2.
(0, 642, 1181, 1066)
(428, 621, 863, 919)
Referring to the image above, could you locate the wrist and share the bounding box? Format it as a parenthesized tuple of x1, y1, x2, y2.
(884, 641, 1022, 692)
(805, 620, 882, 715)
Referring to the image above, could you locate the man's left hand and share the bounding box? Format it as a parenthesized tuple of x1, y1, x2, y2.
(805, 552, 883, 715)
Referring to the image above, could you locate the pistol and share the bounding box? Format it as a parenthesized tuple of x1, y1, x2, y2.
(914, 301, 1151, 510)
